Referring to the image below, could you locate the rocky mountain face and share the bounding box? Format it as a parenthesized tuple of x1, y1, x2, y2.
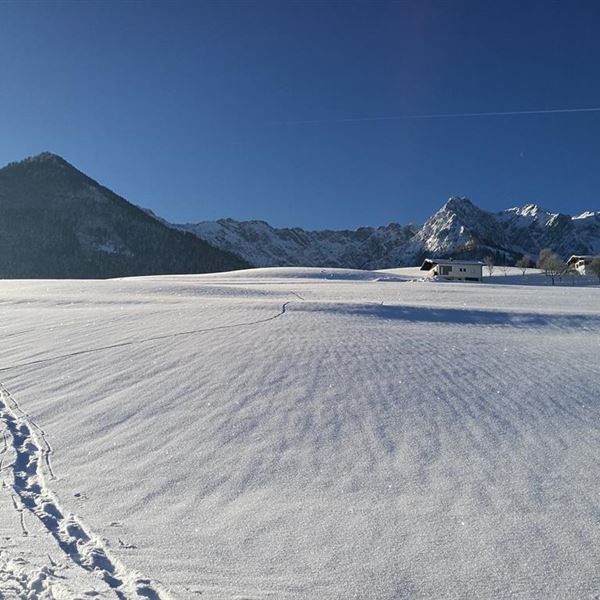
(0, 153, 248, 278)
(179, 219, 418, 269)
(178, 198, 600, 269)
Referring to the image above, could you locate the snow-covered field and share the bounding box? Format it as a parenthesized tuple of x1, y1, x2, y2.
(0, 268, 598, 599)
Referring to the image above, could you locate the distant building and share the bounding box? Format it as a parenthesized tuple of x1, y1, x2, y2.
(566, 255, 599, 275)
(420, 258, 484, 282)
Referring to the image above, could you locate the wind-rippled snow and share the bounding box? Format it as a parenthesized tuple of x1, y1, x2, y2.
(0, 268, 598, 599)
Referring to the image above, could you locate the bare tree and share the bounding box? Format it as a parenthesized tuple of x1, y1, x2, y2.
(483, 255, 495, 276)
(537, 248, 566, 286)
(589, 257, 600, 283)
(515, 255, 530, 276)
(537, 248, 553, 275)
(500, 264, 510, 276)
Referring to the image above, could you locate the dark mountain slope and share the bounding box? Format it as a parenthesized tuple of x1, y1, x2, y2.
(0, 153, 248, 278)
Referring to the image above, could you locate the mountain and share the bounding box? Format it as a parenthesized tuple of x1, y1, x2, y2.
(176, 198, 600, 268)
(179, 219, 418, 269)
(409, 197, 600, 263)
(3, 152, 597, 275)
(0, 153, 249, 278)
(498, 203, 600, 257)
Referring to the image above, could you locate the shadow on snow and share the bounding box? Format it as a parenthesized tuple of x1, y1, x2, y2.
(294, 303, 600, 330)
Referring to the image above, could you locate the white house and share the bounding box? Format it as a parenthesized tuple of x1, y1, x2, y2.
(420, 258, 484, 282)
(566, 255, 598, 275)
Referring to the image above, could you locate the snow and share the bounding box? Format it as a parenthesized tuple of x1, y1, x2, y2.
(573, 211, 598, 220)
(190, 266, 412, 282)
(503, 203, 550, 220)
(0, 269, 599, 599)
(96, 241, 120, 255)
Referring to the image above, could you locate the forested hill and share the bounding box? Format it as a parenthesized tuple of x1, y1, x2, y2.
(0, 153, 248, 278)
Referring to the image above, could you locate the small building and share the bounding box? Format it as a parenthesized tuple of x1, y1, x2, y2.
(420, 258, 484, 282)
(566, 255, 598, 275)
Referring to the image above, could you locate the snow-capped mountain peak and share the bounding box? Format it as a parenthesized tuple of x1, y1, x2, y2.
(442, 196, 477, 211)
(510, 203, 543, 216)
(503, 203, 557, 222)
(170, 198, 600, 268)
(574, 210, 599, 220)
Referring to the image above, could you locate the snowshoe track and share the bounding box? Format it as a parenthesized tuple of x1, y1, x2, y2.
(0, 384, 169, 600)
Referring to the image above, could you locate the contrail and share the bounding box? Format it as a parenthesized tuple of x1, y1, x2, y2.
(274, 106, 600, 125)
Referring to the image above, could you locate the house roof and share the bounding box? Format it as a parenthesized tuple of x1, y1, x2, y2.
(420, 258, 485, 271)
(567, 254, 598, 264)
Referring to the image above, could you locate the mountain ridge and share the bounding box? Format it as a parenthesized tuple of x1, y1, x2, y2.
(174, 197, 600, 269)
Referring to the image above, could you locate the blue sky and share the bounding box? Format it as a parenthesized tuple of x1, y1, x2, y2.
(1, 0, 599, 228)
